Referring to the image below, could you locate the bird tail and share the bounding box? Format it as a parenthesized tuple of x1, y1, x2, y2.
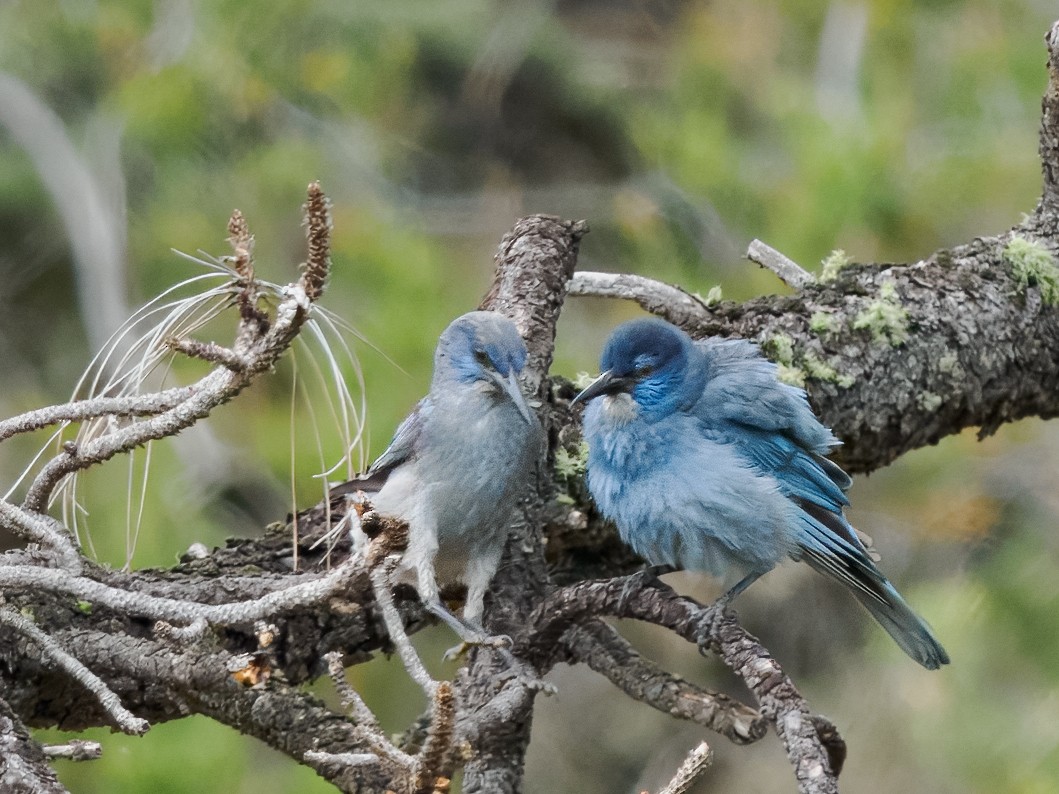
(848, 580, 950, 670)
(796, 506, 949, 670)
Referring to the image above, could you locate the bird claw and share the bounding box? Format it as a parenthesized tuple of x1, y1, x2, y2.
(442, 632, 512, 662)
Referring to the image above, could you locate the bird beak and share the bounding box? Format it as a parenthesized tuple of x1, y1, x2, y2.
(498, 369, 535, 424)
(572, 370, 630, 405)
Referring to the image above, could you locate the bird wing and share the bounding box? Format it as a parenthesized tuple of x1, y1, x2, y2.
(692, 339, 892, 600)
(329, 397, 431, 497)
(367, 397, 431, 478)
(692, 337, 852, 513)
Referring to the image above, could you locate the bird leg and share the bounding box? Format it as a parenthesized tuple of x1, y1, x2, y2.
(437, 548, 514, 661)
(425, 599, 512, 662)
(716, 572, 760, 607)
(616, 564, 676, 616)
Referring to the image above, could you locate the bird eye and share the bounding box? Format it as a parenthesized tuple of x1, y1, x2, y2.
(474, 349, 492, 368)
(634, 363, 654, 378)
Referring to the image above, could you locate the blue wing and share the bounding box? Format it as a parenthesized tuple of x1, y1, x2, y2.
(681, 338, 947, 668)
(366, 397, 431, 478)
(330, 397, 431, 496)
(690, 337, 885, 585)
(693, 338, 851, 506)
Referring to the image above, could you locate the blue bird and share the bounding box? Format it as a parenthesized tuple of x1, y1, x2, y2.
(337, 311, 542, 652)
(575, 317, 948, 669)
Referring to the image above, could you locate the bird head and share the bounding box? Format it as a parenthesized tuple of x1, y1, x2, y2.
(435, 311, 534, 423)
(573, 318, 694, 418)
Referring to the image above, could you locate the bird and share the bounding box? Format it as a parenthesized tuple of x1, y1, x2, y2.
(574, 316, 949, 670)
(334, 311, 542, 654)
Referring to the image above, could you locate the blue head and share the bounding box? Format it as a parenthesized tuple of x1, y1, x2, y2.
(574, 318, 696, 420)
(434, 311, 534, 423)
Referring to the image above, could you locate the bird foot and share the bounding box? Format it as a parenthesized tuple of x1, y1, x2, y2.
(442, 632, 512, 662)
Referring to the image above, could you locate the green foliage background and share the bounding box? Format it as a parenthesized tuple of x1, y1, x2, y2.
(1, 1, 1057, 792)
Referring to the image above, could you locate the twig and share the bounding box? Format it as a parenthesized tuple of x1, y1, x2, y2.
(653, 741, 713, 794)
(41, 740, 103, 761)
(164, 338, 248, 371)
(369, 556, 439, 697)
(325, 651, 380, 731)
(153, 616, 208, 644)
(526, 577, 841, 794)
(0, 387, 195, 442)
(303, 751, 380, 767)
(746, 239, 815, 289)
(567, 271, 715, 326)
(0, 555, 365, 626)
(0, 501, 81, 570)
(0, 607, 148, 736)
(559, 618, 765, 744)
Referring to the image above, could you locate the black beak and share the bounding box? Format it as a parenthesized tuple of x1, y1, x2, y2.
(572, 370, 632, 405)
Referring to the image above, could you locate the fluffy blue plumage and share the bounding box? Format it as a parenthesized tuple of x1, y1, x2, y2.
(577, 317, 948, 669)
(342, 311, 542, 649)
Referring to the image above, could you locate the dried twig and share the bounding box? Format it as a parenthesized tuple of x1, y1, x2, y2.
(0, 557, 365, 627)
(40, 740, 103, 761)
(653, 741, 714, 794)
(0, 387, 195, 443)
(369, 555, 439, 697)
(567, 271, 715, 326)
(0, 501, 81, 570)
(525, 577, 841, 794)
(745, 239, 815, 288)
(559, 618, 764, 744)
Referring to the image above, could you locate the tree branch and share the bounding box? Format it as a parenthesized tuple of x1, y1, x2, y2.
(556, 618, 765, 745)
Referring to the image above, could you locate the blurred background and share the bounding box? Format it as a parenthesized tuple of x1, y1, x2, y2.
(2, 1, 1058, 791)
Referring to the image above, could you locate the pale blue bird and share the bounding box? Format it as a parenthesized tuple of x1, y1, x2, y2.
(575, 317, 948, 669)
(337, 311, 542, 651)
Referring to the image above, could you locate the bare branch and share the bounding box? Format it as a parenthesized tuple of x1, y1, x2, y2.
(0, 607, 148, 736)
(559, 618, 765, 745)
(0, 554, 366, 627)
(653, 741, 713, 794)
(164, 338, 248, 371)
(746, 239, 815, 289)
(302, 751, 380, 767)
(40, 740, 103, 761)
(370, 556, 439, 698)
(0, 387, 195, 442)
(526, 577, 841, 794)
(567, 271, 716, 327)
(0, 501, 81, 570)
(325, 652, 380, 731)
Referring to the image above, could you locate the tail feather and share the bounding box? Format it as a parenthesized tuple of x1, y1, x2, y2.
(850, 580, 949, 670)
(797, 509, 949, 670)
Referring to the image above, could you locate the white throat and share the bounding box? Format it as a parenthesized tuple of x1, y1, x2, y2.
(600, 393, 639, 425)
